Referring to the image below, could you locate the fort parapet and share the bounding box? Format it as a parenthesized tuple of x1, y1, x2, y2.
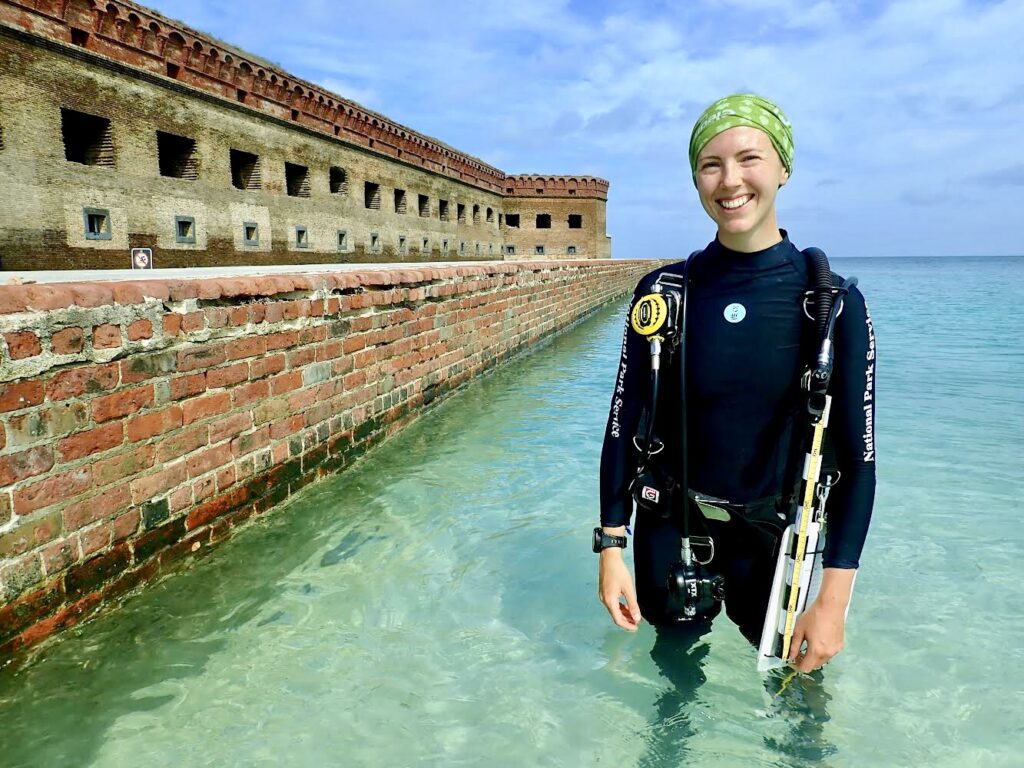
(0, 0, 612, 270)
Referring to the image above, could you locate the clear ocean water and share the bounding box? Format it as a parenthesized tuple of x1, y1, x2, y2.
(1, 256, 1022, 767)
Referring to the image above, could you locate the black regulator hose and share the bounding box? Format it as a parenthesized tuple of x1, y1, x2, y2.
(805, 247, 833, 340)
(677, 274, 690, 543)
(825, 277, 857, 342)
(643, 358, 660, 461)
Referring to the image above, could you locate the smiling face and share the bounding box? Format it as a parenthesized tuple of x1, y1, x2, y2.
(695, 126, 789, 252)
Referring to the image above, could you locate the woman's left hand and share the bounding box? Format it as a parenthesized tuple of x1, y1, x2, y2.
(786, 567, 856, 673)
(787, 599, 845, 672)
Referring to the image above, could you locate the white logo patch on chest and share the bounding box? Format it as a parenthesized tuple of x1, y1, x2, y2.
(724, 302, 746, 323)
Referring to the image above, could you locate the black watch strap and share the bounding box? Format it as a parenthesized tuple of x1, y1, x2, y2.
(593, 527, 628, 553)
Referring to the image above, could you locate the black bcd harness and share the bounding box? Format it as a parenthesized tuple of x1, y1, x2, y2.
(626, 247, 855, 617)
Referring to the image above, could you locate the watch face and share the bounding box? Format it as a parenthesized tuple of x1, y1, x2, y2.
(592, 527, 603, 553)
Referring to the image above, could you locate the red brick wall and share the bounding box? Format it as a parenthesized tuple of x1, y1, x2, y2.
(0, 259, 655, 661)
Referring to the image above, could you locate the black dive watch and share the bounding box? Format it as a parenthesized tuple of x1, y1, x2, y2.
(592, 527, 628, 553)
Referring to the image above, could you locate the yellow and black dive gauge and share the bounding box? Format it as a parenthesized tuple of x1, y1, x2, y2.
(630, 293, 669, 337)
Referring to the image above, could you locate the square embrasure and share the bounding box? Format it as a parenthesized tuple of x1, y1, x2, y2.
(243, 221, 259, 246)
(175, 215, 196, 244)
(83, 207, 112, 240)
(63, 109, 114, 167)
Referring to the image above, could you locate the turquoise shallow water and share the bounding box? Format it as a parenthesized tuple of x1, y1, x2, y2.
(1, 256, 1022, 767)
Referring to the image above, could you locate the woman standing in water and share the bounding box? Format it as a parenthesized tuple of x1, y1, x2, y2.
(594, 94, 876, 673)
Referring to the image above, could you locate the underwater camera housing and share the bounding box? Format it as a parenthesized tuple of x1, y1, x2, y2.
(667, 552, 726, 621)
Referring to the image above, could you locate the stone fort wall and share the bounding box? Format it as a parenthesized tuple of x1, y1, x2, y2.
(0, 259, 654, 663)
(0, 0, 612, 270)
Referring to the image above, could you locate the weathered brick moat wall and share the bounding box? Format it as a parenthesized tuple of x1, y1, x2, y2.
(0, 259, 654, 661)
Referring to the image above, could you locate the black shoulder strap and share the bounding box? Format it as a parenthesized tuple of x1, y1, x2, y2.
(783, 247, 843, 492)
(798, 246, 859, 481)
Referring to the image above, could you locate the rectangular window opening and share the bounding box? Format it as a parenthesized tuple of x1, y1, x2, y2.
(505, 214, 520, 228)
(83, 208, 111, 240)
(295, 225, 309, 248)
(61, 108, 114, 167)
(535, 188, 544, 194)
(535, 245, 545, 255)
(285, 162, 311, 198)
(536, 213, 551, 229)
(486, 207, 494, 223)
(243, 222, 259, 246)
(399, 235, 407, 253)
(394, 188, 407, 214)
(460, 241, 466, 255)
(472, 204, 480, 224)
(505, 245, 516, 255)
(236, 89, 247, 103)
(364, 181, 381, 209)
(439, 199, 450, 221)
(330, 166, 348, 195)
(567, 245, 578, 255)
(157, 130, 198, 180)
(418, 194, 429, 217)
(506, 187, 514, 193)
(442, 239, 449, 254)
(291, 108, 300, 121)
(422, 238, 429, 253)
(457, 203, 466, 224)
(568, 214, 583, 229)
(70, 28, 89, 47)
(370, 232, 381, 251)
(230, 148, 261, 190)
(166, 62, 180, 79)
(568, 189, 577, 195)
(337, 230, 348, 250)
(175, 215, 196, 244)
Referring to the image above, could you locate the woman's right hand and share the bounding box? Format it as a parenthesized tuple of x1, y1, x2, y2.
(598, 542, 643, 631)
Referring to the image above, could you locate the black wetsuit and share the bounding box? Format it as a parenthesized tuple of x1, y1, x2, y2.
(599, 234, 876, 637)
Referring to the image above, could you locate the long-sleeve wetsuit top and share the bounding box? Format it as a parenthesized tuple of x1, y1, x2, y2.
(599, 234, 876, 568)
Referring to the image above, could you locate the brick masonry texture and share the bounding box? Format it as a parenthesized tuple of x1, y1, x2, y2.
(0, 259, 657, 663)
(0, 0, 611, 270)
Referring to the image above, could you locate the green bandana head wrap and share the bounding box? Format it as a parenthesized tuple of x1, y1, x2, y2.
(688, 93, 794, 183)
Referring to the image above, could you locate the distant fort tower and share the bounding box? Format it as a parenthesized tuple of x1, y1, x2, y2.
(0, 0, 611, 270)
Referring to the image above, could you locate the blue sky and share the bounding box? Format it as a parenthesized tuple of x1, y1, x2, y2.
(147, 0, 1023, 258)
